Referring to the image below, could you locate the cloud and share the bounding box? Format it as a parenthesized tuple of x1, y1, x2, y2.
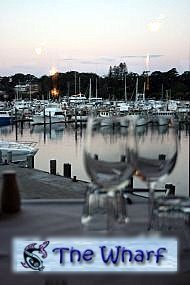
(149, 55, 164, 58)
(121, 55, 164, 59)
(148, 20, 161, 32)
(96, 57, 115, 62)
(61, 57, 115, 64)
(79, 60, 103, 65)
(34, 42, 46, 56)
(34, 47, 43, 56)
(62, 58, 77, 61)
(147, 14, 166, 32)
(12, 63, 36, 70)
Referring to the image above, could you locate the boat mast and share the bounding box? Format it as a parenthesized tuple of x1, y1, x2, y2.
(124, 74, 127, 101)
(18, 80, 21, 100)
(74, 72, 77, 94)
(89, 78, 92, 101)
(78, 76, 81, 94)
(67, 81, 70, 100)
(29, 83, 32, 102)
(135, 77, 138, 102)
(145, 54, 150, 101)
(143, 81, 146, 101)
(95, 77, 98, 98)
(161, 84, 164, 100)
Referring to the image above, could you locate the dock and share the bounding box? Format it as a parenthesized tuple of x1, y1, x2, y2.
(0, 163, 87, 199)
(1, 164, 190, 285)
(0, 161, 169, 201)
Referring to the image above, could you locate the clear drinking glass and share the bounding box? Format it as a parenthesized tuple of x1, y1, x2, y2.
(82, 114, 136, 230)
(133, 124, 178, 230)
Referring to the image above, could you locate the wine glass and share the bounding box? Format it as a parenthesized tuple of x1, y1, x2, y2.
(82, 114, 136, 230)
(133, 124, 178, 230)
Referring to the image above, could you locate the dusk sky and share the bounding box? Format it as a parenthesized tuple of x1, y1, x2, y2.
(0, 0, 189, 77)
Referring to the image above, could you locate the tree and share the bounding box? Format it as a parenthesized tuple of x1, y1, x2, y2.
(40, 75, 51, 99)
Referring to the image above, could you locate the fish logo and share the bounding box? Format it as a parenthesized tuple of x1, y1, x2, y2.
(21, 241, 49, 271)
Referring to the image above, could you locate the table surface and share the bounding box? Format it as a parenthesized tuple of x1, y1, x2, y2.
(1, 197, 190, 285)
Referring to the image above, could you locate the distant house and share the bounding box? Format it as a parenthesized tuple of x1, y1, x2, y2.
(14, 83, 40, 98)
(14, 84, 28, 93)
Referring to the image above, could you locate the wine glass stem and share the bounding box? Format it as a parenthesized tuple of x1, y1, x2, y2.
(107, 191, 115, 230)
(147, 181, 155, 230)
(107, 190, 129, 229)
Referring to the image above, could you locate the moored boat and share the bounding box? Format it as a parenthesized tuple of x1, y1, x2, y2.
(153, 110, 175, 126)
(0, 140, 38, 158)
(32, 103, 66, 125)
(0, 110, 12, 126)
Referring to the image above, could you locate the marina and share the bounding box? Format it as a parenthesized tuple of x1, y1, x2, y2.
(0, 95, 189, 285)
(0, 98, 189, 127)
(0, 117, 189, 196)
(0, 0, 190, 284)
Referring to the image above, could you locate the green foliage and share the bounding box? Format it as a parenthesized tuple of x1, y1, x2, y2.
(0, 66, 189, 101)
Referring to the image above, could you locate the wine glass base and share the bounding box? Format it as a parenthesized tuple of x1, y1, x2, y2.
(81, 215, 92, 225)
(81, 188, 129, 231)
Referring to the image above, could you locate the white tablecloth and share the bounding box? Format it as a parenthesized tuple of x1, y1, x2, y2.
(0, 199, 190, 285)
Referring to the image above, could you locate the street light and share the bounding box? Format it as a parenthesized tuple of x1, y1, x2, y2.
(49, 67, 59, 100)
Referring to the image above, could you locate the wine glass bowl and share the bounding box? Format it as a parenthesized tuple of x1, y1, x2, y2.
(83, 115, 135, 192)
(134, 125, 178, 184)
(82, 114, 136, 230)
(133, 124, 178, 229)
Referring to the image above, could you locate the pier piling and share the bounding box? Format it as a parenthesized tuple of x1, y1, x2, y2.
(43, 107, 46, 142)
(120, 155, 126, 162)
(72, 175, 77, 182)
(49, 111, 52, 138)
(158, 154, 166, 160)
(94, 154, 98, 160)
(27, 155, 34, 169)
(50, 159, 57, 175)
(165, 183, 175, 196)
(20, 113, 24, 132)
(63, 163, 71, 178)
(129, 177, 133, 190)
(15, 109, 18, 141)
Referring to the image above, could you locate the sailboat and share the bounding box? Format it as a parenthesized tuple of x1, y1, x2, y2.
(88, 76, 103, 106)
(125, 77, 149, 126)
(32, 103, 66, 125)
(69, 73, 88, 105)
(153, 90, 175, 126)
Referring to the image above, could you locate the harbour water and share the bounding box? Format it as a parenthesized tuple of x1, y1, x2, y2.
(0, 122, 189, 196)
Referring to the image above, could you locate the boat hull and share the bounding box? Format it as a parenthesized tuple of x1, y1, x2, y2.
(0, 148, 38, 157)
(157, 117, 171, 126)
(125, 114, 148, 126)
(0, 140, 38, 160)
(0, 117, 12, 126)
(32, 115, 65, 125)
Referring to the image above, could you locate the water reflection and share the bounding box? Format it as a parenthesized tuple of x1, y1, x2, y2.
(0, 123, 189, 196)
(0, 125, 14, 136)
(135, 125, 147, 137)
(30, 124, 65, 141)
(158, 125, 169, 135)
